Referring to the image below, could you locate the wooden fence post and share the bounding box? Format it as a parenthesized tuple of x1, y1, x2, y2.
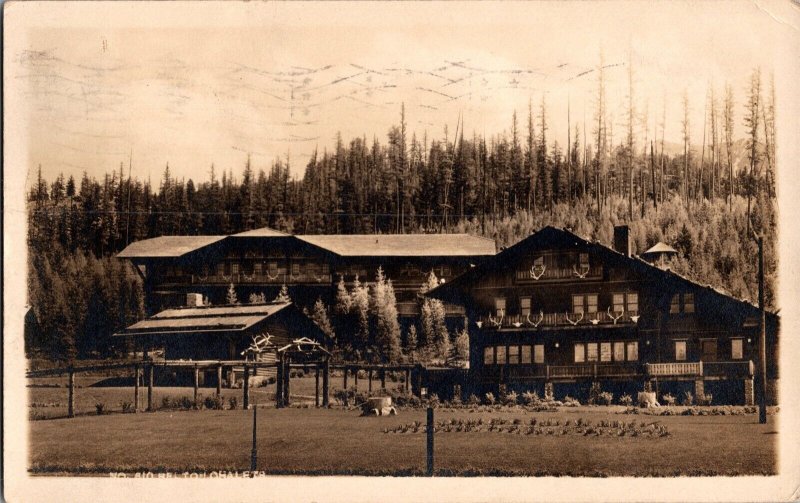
(133, 364, 140, 413)
(276, 356, 284, 407)
(315, 366, 320, 407)
(283, 359, 291, 406)
(243, 364, 250, 410)
(405, 369, 410, 392)
(147, 364, 154, 412)
(322, 359, 330, 407)
(343, 366, 349, 389)
(368, 369, 373, 393)
(380, 369, 386, 390)
(67, 366, 75, 418)
(193, 364, 200, 407)
(216, 364, 223, 397)
(354, 368, 359, 391)
(426, 406, 434, 476)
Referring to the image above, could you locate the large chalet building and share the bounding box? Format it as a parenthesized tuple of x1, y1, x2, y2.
(117, 227, 496, 318)
(429, 225, 779, 405)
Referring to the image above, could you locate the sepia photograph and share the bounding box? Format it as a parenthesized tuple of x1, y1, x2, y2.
(4, 1, 800, 501)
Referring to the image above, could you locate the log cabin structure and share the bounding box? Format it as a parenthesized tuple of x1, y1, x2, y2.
(117, 227, 496, 318)
(428, 225, 779, 405)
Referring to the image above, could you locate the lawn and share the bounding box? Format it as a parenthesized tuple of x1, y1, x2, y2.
(28, 405, 777, 476)
(28, 374, 395, 419)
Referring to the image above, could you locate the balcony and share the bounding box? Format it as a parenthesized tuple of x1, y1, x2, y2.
(188, 273, 333, 285)
(479, 361, 753, 381)
(515, 265, 603, 283)
(477, 310, 640, 330)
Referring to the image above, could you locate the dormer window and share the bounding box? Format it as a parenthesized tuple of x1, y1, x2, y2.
(579, 253, 589, 266)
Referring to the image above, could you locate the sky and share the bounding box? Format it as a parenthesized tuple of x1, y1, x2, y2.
(7, 1, 798, 184)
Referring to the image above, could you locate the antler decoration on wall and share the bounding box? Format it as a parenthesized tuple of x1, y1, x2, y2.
(572, 264, 590, 279)
(529, 264, 546, 280)
(266, 271, 279, 281)
(527, 310, 544, 328)
(607, 306, 623, 325)
(488, 313, 504, 327)
(565, 311, 583, 326)
(630, 315, 640, 324)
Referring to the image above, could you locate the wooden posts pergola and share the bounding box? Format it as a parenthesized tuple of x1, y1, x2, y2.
(275, 337, 331, 408)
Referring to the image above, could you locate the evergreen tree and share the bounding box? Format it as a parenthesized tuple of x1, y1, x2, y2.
(226, 283, 239, 305)
(310, 297, 335, 343)
(274, 284, 291, 303)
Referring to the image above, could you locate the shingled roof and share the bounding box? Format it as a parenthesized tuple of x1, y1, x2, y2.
(232, 227, 290, 237)
(296, 233, 497, 257)
(117, 235, 226, 258)
(116, 302, 292, 337)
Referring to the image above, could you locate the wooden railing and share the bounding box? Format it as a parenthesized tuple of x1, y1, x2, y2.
(189, 273, 333, 285)
(646, 362, 702, 377)
(703, 360, 754, 378)
(477, 310, 639, 330)
(515, 265, 603, 283)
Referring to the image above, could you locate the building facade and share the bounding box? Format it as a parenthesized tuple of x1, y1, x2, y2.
(117, 227, 496, 318)
(430, 226, 779, 405)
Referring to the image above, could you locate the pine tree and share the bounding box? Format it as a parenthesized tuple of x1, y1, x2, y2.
(370, 268, 401, 363)
(406, 324, 418, 361)
(274, 284, 291, 303)
(310, 297, 335, 342)
(249, 292, 266, 304)
(452, 327, 469, 366)
(226, 283, 239, 305)
(350, 275, 370, 358)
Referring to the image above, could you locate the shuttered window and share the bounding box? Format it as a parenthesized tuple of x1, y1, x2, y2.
(574, 343, 585, 363)
(521, 345, 532, 364)
(731, 339, 743, 360)
(534, 344, 545, 364)
(483, 346, 494, 365)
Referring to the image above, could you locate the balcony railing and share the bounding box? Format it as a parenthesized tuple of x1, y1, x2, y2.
(477, 310, 639, 330)
(515, 265, 603, 283)
(188, 273, 333, 285)
(479, 361, 753, 380)
(397, 302, 466, 317)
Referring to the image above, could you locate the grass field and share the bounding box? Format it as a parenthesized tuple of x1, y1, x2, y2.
(28, 405, 778, 476)
(28, 374, 391, 419)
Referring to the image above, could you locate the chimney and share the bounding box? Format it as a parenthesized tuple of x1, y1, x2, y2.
(186, 293, 203, 307)
(613, 225, 632, 257)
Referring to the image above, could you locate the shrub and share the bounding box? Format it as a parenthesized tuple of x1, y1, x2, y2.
(120, 401, 134, 413)
(427, 393, 440, 408)
(451, 393, 463, 406)
(503, 390, 519, 406)
(228, 396, 239, 410)
(588, 382, 603, 405)
(618, 393, 633, 406)
(296, 370, 305, 379)
(597, 391, 614, 406)
(176, 396, 194, 410)
(697, 394, 713, 406)
(662, 393, 676, 406)
(267, 376, 277, 385)
(484, 392, 496, 405)
(95, 402, 106, 415)
(204, 395, 225, 410)
(562, 396, 580, 407)
(521, 391, 541, 406)
(161, 396, 172, 409)
(466, 394, 481, 406)
(682, 391, 694, 406)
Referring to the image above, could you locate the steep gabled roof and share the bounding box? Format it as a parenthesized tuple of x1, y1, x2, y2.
(296, 233, 496, 257)
(117, 235, 226, 258)
(429, 225, 776, 318)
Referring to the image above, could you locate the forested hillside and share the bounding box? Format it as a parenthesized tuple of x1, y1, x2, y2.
(26, 67, 777, 360)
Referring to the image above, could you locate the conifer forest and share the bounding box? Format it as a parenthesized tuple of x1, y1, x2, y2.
(26, 67, 778, 362)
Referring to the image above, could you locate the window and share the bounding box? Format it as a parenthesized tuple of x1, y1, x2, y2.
(483, 346, 494, 365)
(508, 345, 520, 364)
(613, 342, 625, 361)
(613, 293, 625, 313)
(521, 345, 532, 364)
(321, 263, 330, 275)
(675, 341, 687, 361)
(572, 295, 584, 315)
(534, 344, 545, 364)
(574, 343, 585, 363)
(520, 297, 531, 316)
(496, 345, 507, 365)
(534, 256, 544, 267)
(579, 252, 589, 266)
(626, 341, 639, 361)
(587, 343, 599, 362)
(684, 293, 695, 313)
(254, 262, 262, 275)
(731, 339, 743, 360)
(600, 342, 612, 362)
(586, 294, 598, 314)
(217, 263, 225, 275)
(268, 261, 278, 273)
(291, 263, 301, 275)
(441, 266, 451, 277)
(627, 293, 638, 313)
(670, 294, 680, 314)
(494, 298, 506, 317)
